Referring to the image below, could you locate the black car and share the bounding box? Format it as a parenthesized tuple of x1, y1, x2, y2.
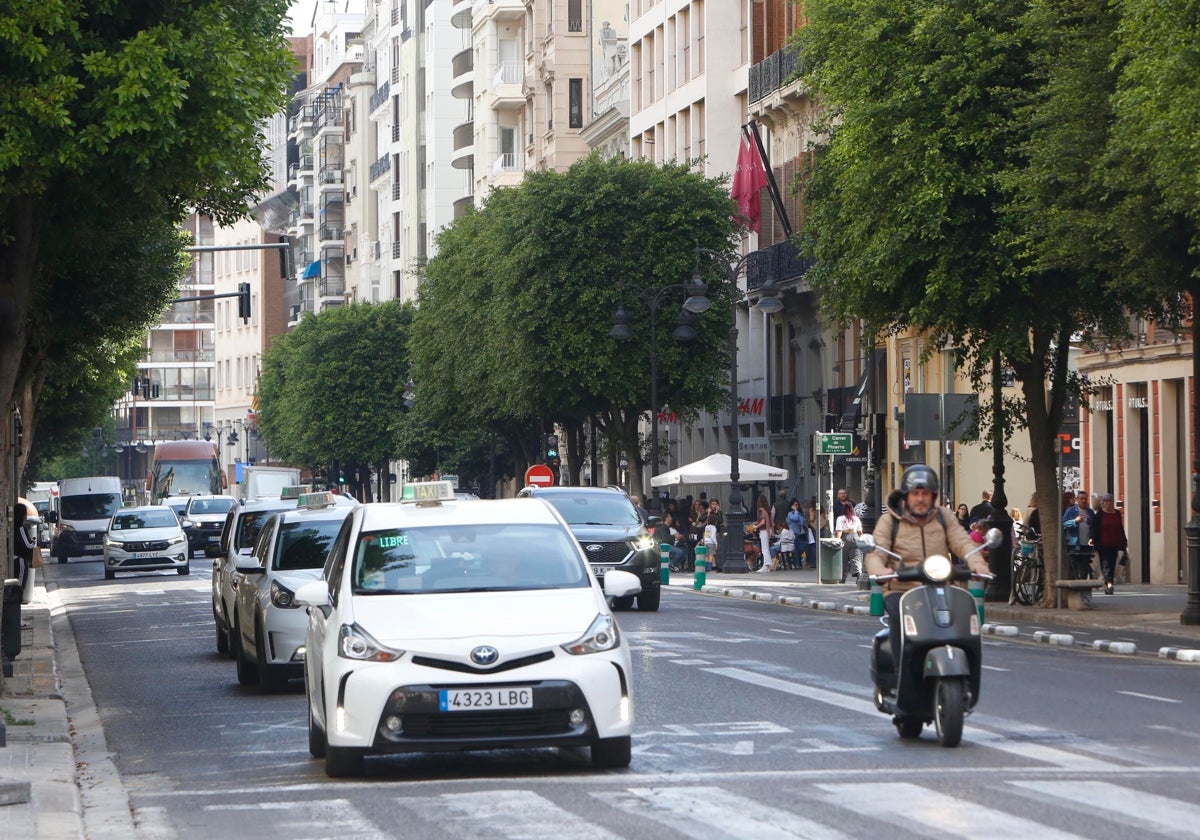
(180, 495, 238, 556)
(518, 485, 660, 611)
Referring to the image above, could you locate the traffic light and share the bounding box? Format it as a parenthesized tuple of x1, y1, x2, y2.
(338, 471, 346, 486)
(237, 282, 251, 321)
(545, 434, 558, 463)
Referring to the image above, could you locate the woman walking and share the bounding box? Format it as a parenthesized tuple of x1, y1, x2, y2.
(755, 495, 774, 573)
(835, 501, 863, 583)
(1093, 494, 1128, 595)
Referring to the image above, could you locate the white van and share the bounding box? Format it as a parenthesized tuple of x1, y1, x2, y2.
(49, 476, 123, 563)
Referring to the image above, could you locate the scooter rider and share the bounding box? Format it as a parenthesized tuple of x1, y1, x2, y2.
(870, 464, 990, 668)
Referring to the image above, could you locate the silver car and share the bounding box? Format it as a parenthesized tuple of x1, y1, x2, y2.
(103, 506, 189, 580)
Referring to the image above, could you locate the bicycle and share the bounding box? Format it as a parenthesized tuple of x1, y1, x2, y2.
(1011, 523, 1044, 606)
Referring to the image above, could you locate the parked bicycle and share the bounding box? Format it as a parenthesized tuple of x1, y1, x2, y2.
(1011, 522, 1044, 606)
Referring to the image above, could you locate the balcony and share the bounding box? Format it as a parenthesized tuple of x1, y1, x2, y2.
(451, 0, 472, 28)
(745, 240, 814, 293)
(749, 45, 802, 104)
(493, 153, 521, 174)
(369, 154, 390, 184)
(393, 182, 403, 201)
(318, 225, 344, 244)
(491, 62, 525, 110)
(451, 120, 474, 170)
(453, 195, 474, 219)
(473, 0, 523, 22)
(370, 80, 391, 115)
(452, 48, 474, 100)
(319, 167, 344, 186)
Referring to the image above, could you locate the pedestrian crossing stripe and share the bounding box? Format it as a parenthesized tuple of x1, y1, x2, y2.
(1009, 780, 1200, 834)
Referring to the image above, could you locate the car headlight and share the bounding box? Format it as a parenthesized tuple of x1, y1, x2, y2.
(104, 536, 123, 549)
(270, 580, 298, 609)
(922, 555, 953, 582)
(632, 534, 655, 552)
(562, 613, 620, 655)
(168, 535, 187, 546)
(338, 623, 402, 662)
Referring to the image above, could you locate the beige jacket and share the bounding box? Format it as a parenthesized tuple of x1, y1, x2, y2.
(868, 501, 988, 592)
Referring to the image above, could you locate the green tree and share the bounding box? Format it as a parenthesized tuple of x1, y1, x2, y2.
(0, 0, 294, 518)
(795, 0, 1180, 599)
(412, 154, 738, 490)
(258, 302, 416, 501)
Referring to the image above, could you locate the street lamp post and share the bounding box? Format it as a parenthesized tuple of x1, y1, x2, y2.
(610, 279, 711, 506)
(694, 247, 784, 572)
(1182, 283, 1200, 624)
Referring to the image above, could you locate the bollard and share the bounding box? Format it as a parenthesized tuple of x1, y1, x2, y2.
(869, 577, 885, 616)
(694, 545, 707, 590)
(660, 544, 671, 585)
(968, 579, 985, 625)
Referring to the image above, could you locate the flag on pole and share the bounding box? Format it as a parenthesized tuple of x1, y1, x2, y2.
(731, 134, 768, 232)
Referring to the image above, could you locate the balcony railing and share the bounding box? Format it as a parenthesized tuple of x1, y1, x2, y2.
(370, 80, 391, 113)
(147, 349, 215, 363)
(745, 240, 814, 292)
(392, 241, 402, 259)
(393, 182, 402, 201)
(319, 225, 344, 242)
(493, 153, 520, 173)
(749, 45, 802, 104)
(319, 167, 344, 185)
(493, 61, 524, 87)
(369, 154, 390, 183)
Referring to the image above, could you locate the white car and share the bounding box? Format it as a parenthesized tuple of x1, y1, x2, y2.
(232, 493, 356, 692)
(103, 505, 189, 579)
(295, 481, 641, 778)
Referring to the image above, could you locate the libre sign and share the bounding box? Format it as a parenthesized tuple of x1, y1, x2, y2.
(524, 464, 555, 487)
(816, 432, 854, 456)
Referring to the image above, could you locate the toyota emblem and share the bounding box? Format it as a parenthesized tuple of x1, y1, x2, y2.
(470, 645, 500, 666)
(586, 544, 603, 553)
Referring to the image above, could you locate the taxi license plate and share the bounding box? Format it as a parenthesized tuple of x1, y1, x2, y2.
(439, 687, 533, 712)
(590, 564, 618, 575)
(132, 552, 160, 560)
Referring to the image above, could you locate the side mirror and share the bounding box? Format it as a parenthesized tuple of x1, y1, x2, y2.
(294, 580, 331, 608)
(235, 560, 265, 574)
(47, 511, 58, 524)
(602, 569, 642, 600)
(983, 527, 1003, 549)
(856, 534, 878, 553)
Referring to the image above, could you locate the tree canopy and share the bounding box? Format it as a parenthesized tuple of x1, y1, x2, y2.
(795, 0, 1185, 599)
(410, 153, 739, 489)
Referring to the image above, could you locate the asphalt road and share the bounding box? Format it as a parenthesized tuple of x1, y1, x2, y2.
(44, 557, 1200, 839)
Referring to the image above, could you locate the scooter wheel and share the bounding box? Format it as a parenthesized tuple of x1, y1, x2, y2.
(934, 677, 965, 747)
(894, 716, 923, 739)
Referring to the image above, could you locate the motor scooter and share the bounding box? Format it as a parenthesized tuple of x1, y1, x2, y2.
(860, 529, 1000, 747)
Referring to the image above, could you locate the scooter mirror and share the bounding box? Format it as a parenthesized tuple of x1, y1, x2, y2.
(983, 527, 1003, 549)
(856, 534, 878, 553)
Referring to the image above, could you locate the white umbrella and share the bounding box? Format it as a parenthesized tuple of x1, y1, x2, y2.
(650, 453, 789, 487)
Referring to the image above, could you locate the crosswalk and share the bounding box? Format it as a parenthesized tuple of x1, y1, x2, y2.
(160, 778, 1200, 838)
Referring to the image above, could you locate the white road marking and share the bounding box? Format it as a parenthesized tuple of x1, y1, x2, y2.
(818, 782, 1085, 839)
(402, 789, 621, 839)
(768, 628, 795, 634)
(1010, 780, 1200, 834)
(981, 664, 1010, 672)
(597, 786, 852, 840)
(207, 799, 388, 838)
(1117, 690, 1181, 704)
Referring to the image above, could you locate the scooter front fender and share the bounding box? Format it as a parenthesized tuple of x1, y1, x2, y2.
(923, 645, 972, 679)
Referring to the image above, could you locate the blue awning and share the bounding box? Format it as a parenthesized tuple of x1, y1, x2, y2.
(301, 260, 321, 280)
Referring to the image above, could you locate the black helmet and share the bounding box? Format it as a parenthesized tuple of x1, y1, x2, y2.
(901, 464, 940, 498)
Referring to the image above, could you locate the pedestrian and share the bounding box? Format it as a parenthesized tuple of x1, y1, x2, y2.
(630, 495, 649, 525)
(1093, 494, 1128, 595)
(1062, 490, 1095, 580)
(1009, 507, 1024, 547)
(786, 498, 807, 567)
(754, 495, 774, 573)
(1025, 493, 1041, 537)
(702, 515, 719, 566)
(969, 490, 993, 525)
(955, 503, 970, 530)
(803, 512, 818, 570)
(836, 501, 863, 582)
(777, 519, 795, 569)
(5, 504, 34, 675)
(653, 514, 687, 572)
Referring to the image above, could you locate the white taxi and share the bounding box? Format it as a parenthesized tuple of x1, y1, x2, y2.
(295, 481, 640, 778)
(232, 492, 356, 692)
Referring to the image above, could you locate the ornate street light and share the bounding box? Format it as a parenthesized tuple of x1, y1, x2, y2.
(694, 245, 785, 572)
(610, 276, 711, 507)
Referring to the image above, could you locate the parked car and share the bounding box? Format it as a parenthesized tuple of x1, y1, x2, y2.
(517, 485, 661, 611)
(102, 505, 189, 579)
(295, 481, 641, 777)
(231, 492, 356, 692)
(180, 495, 238, 556)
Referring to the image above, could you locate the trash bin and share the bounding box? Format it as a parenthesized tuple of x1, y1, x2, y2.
(819, 537, 843, 585)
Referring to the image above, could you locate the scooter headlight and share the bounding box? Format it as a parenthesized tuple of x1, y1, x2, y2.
(922, 554, 953, 582)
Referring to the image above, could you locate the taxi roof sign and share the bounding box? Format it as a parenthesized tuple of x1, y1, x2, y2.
(298, 491, 334, 509)
(399, 480, 456, 504)
(280, 485, 312, 500)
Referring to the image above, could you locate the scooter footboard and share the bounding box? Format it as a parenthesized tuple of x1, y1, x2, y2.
(923, 645, 972, 678)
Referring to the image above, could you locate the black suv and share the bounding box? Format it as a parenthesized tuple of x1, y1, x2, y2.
(519, 485, 660, 611)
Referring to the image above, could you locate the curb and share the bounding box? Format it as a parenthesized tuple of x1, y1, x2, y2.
(1033, 630, 1075, 646)
(1158, 647, 1200, 662)
(982, 624, 1019, 636)
(1092, 640, 1138, 655)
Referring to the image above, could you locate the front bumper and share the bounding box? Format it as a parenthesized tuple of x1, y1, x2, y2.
(105, 548, 189, 573)
(321, 651, 632, 753)
(262, 607, 308, 672)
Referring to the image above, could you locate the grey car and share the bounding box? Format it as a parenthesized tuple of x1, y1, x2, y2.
(517, 485, 661, 611)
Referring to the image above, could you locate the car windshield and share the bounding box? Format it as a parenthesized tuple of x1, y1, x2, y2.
(189, 498, 236, 515)
(273, 518, 345, 571)
(166, 501, 188, 515)
(352, 523, 588, 595)
(538, 493, 642, 527)
(235, 508, 289, 551)
(111, 511, 177, 531)
(59, 493, 122, 521)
